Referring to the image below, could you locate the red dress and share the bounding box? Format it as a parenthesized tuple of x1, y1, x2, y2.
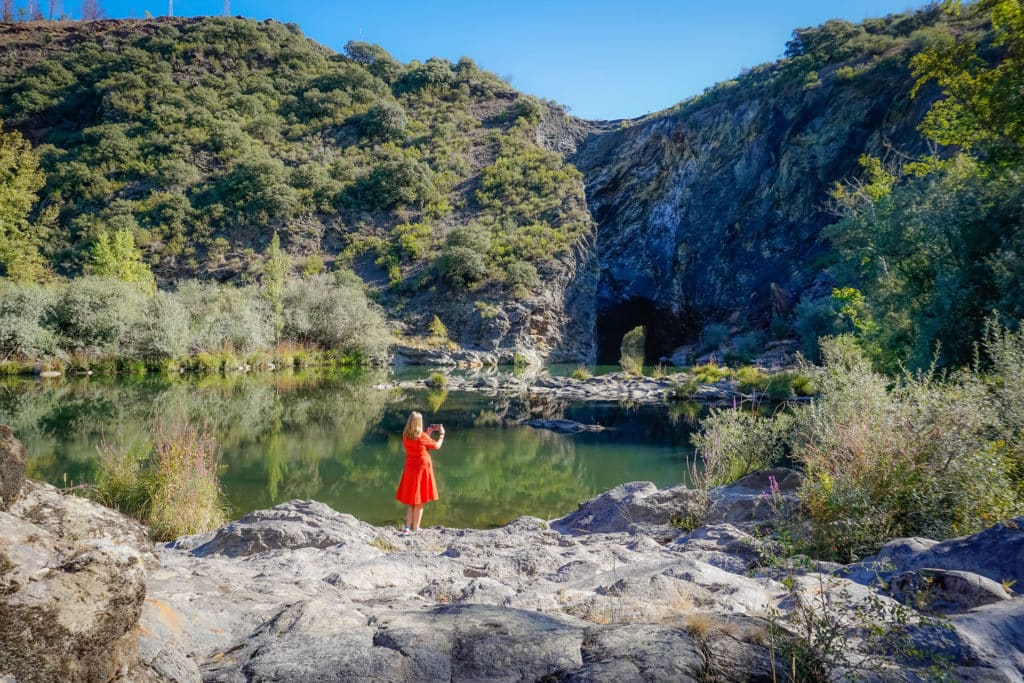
(395, 432, 439, 505)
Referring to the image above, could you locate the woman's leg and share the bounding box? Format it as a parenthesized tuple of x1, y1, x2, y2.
(413, 504, 425, 531)
(405, 505, 414, 530)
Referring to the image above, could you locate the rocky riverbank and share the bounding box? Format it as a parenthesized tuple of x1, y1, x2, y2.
(375, 370, 748, 405)
(2, 429, 1023, 682)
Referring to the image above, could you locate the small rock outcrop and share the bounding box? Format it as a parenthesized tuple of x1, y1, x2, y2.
(0, 424, 26, 511)
(521, 418, 605, 433)
(1, 429, 190, 682)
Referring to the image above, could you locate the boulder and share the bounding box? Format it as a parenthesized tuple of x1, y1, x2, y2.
(0, 425, 26, 511)
(184, 499, 380, 557)
(888, 568, 1012, 613)
(704, 468, 801, 527)
(0, 512, 147, 682)
(10, 480, 154, 563)
(673, 523, 772, 574)
(886, 517, 1024, 586)
(551, 481, 701, 535)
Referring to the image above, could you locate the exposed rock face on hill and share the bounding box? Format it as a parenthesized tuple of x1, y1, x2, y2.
(573, 53, 935, 361)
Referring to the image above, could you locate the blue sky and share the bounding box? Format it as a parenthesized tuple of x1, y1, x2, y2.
(90, 0, 930, 119)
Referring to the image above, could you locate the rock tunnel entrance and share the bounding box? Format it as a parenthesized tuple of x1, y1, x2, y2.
(595, 298, 695, 365)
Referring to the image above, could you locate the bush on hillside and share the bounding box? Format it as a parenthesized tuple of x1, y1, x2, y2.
(0, 281, 58, 359)
(281, 274, 390, 362)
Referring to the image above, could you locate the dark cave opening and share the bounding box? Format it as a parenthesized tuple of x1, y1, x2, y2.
(595, 298, 695, 365)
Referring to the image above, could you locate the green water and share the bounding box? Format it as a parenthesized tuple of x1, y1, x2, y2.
(0, 370, 698, 528)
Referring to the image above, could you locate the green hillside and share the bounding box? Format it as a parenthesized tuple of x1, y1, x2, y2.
(0, 17, 590, 300)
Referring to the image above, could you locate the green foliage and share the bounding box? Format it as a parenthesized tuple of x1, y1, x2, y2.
(0, 119, 47, 281)
(261, 233, 290, 341)
(619, 325, 645, 375)
(301, 253, 325, 277)
(911, 0, 1024, 165)
(825, 157, 1024, 369)
(0, 281, 58, 359)
(439, 225, 491, 288)
(91, 423, 229, 540)
(428, 314, 448, 339)
(693, 362, 732, 384)
(691, 408, 793, 488)
(570, 364, 592, 381)
(87, 229, 156, 293)
(280, 274, 390, 363)
(820, 1, 1024, 371)
(700, 323, 731, 353)
(425, 371, 447, 389)
(0, 16, 583, 306)
(51, 276, 149, 353)
(92, 423, 229, 541)
(692, 334, 1024, 561)
(360, 101, 408, 140)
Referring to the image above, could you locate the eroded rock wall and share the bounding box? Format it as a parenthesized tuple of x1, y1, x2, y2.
(573, 60, 935, 358)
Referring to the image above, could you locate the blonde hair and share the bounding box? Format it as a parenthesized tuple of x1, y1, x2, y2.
(403, 411, 423, 440)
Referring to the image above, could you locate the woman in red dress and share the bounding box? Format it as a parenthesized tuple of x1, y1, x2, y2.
(396, 411, 444, 534)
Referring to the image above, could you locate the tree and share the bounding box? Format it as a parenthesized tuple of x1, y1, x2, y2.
(27, 0, 42, 19)
(360, 102, 407, 141)
(911, 0, 1024, 165)
(262, 232, 290, 343)
(0, 120, 47, 282)
(81, 0, 103, 20)
(2, 1, 14, 22)
(343, 41, 403, 83)
(87, 229, 156, 292)
(47, 0, 61, 19)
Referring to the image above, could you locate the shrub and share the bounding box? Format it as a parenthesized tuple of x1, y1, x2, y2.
(146, 424, 229, 541)
(505, 260, 541, 293)
(571, 364, 592, 380)
(691, 408, 792, 489)
(0, 281, 58, 359)
(429, 315, 448, 339)
(728, 330, 766, 362)
(439, 245, 488, 288)
(91, 423, 229, 541)
(670, 378, 700, 399)
(735, 365, 770, 392)
(445, 224, 492, 253)
(50, 277, 148, 354)
(281, 274, 389, 362)
(127, 290, 190, 360)
(92, 439, 153, 519)
(425, 372, 447, 389)
(793, 296, 845, 360)
(620, 325, 645, 375)
(360, 101, 407, 140)
(792, 337, 1021, 559)
(700, 323, 731, 352)
(693, 362, 732, 384)
(178, 281, 272, 354)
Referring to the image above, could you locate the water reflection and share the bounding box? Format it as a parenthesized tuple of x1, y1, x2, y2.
(0, 371, 695, 528)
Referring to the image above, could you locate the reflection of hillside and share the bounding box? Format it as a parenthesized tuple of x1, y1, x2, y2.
(3, 378, 690, 527)
(0, 371, 392, 511)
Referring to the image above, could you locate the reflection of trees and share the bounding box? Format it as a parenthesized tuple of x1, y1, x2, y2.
(1, 370, 392, 514)
(3, 376, 690, 528)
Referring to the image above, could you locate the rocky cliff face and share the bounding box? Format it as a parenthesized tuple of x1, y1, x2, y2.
(573, 55, 935, 361)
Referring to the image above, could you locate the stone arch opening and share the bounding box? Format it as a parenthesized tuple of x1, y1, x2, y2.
(595, 298, 695, 365)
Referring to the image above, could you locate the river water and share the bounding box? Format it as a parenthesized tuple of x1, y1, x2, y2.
(0, 369, 699, 528)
